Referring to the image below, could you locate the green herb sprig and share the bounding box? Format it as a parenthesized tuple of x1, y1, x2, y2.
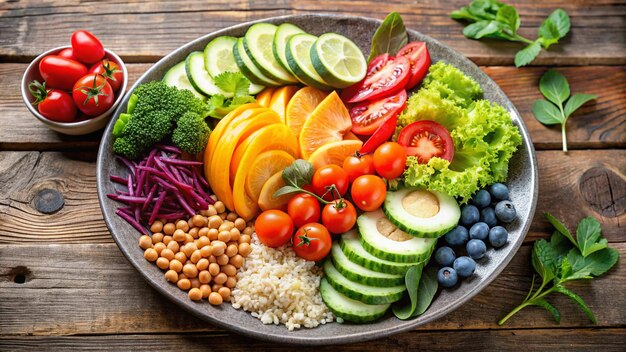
(392, 265, 438, 319)
(451, 1, 571, 67)
(206, 72, 256, 119)
(532, 70, 597, 152)
(368, 12, 408, 62)
(499, 213, 619, 325)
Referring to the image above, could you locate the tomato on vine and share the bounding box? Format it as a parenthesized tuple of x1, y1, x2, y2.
(311, 164, 349, 201)
(292, 223, 332, 261)
(322, 199, 357, 234)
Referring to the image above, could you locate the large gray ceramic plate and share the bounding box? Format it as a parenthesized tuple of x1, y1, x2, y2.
(97, 14, 538, 345)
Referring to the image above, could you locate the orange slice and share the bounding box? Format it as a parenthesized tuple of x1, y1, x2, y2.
(308, 139, 363, 170)
(299, 91, 352, 159)
(245, 150, 295, 201)
(268, 86, 300, 123)
(256, 88, 275, 107)
(285, 87, 328, 137)
(258, 171, 291, 212)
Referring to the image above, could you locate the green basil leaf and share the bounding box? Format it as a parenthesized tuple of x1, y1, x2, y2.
(450, 7, 478, 21)
(529, 298, 561, 323)
(546, 9, 571, 38)
(564, 93, 597, 118)
(463, 20, 504, 39)
(532, 239, 558, 284)
(392, 265, 423, 319)
(544, 212, 578, 248)
(576, 217, 608, 257)
(538, 17, 561, 41)
(553, 285, 597, 324)
(272, 185, 302, 198)
(566, 247, 619, 279)
(496, 5, 520, 33)
(514, 41, 541, 67)
(539, 69, 570, 105)
(368, 12, 408, 62)
(413, 265, 439, 316)
(532, 99, 563, 125)
(281, 159, 314, 189)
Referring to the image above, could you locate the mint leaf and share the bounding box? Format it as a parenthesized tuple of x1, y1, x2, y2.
(564, 93, 597, 118)
(566, 247, 619, 279)
(530, 298, 561, 323)
(467, 0, 504, 20)
(553, 285, 597, 324)
(560, 257, 572, 279)
(576, 217, 608, 257)
(550, 231, 574, 260)
(514, 41, 541, 67)
(532, 239, 558, 283)
(546, 9, 571, 38)
(537, 20, 560, 49)
(463, 20, 504, 39)
(532, 99, 563, 125)
(368, 12, 408, 62)
(539, 70, 570, 106)
(544, 212, 578, 249)
(496, 5, 520, 32)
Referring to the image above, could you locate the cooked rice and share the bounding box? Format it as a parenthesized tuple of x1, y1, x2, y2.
(231, 234, 334, 330)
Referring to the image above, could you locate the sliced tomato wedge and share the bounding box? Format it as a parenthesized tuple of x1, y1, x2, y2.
(397, 120, 454, 163)
(360, 112, 399, 154)
(341, 55, 411, 103)
(396, 42, 431, 90)
(349, 89, 406, 135)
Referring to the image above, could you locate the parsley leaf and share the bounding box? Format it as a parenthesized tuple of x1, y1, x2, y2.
(205, 72, 256, 119)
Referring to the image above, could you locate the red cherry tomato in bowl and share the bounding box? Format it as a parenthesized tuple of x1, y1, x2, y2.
(255, 210, 294, 248)
(89, 59, 124, 92)
(349, 89, 406, 135)
(28, 80, 77, 123)
(71, 30, 105, 64)
(396, 42, 431, 90)
(322, 199, 357, 235)
(287, 193, 321, 228)
(373, 142, 407, 179)
(292, 223, 332, 261)
(343, 153, 375, 182)
(397, 120, 454, 164)
(58, 48, 79, 61)
(341, 54, 411, 103)
(39, 55, 88, 91)
(351, 175, 387, 211)
(312, 165, 349, 201)
(72, 74, 115, 117)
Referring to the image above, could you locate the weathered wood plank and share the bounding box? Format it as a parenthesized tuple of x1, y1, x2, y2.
(1, 0, 625, 65)
(3, 64, 624, 150)
(0, 243, 623, 337)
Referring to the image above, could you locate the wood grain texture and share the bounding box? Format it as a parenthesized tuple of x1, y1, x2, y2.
(0, 243, 623, 337)
(1, 0, 625, 65)
(1, 150, 623, 244)
(2, 64, 624, 150)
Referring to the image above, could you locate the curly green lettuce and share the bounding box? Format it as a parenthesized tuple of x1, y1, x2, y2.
(400, 62, 522, 203)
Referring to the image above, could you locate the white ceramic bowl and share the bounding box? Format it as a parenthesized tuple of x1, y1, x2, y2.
(21, 46, 128, 135)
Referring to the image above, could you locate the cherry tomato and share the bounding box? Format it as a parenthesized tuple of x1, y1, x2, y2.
(373, 142, 407, 179)
(322, 200, 357, 235)
(39, 55, 88, 91)
(341, 54, 411, 103)
(396, 42, 431, 90)
(349, 89, 406, 135)
(397, 120, 454, 163)
(89, 59, 124, 92)
(343, 153, 375, 182)
(28, 80, 77, 123)
(360, 113, 398, 154)
(287, 193, 321, 228)
(72, 74, 115, 117)
(255, 210, 294, 248)
(71, 30, 105, 64)
(311, 165, 349, 201)
(58, 48, 79, 61)
(351, 175, 386, 211)
(292, 223, 332, 261)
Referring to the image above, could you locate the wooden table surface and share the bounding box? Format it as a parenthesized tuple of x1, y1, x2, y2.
(1, 0, 625, 350)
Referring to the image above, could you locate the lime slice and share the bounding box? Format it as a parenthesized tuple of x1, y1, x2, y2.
(311, 33, 367, 88)
(244, 23, 299, 84)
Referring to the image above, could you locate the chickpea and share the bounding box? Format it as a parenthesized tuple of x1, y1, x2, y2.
(218, 287, 231, 301)
(163, 223, 176, 235)
(214, 272, 227, 285)
(172, 229, 186, 242)
(150, 220, 164, 234)
(234, 218, 246, 231)
(218, 230, 231, 243)
(238, 242, 252, 257)
(189, 227, 199, 239)
(167, 240, 180, 253)
(217, 254, 229, 266)
(165, 270, 178, 283)
(153, 242, 166, 255)
(190, 250, 202, 264)
(212, 241, 226, 254)
(187, 218, 194, 230)
(229, 254, 243, 269)
(218, 222, 234, 232)
(184, 234, 194, 244)
(178, 273, 187, 280)
(151, 232, 164, 244)
(190, 278, 201, 289)
(208, 263, 220, 277)
(160, 248, 175, 261)
(221, 264, 237, 277)
(183, 263, 198, 278)
(229, 228, 240, 242)
(192, 214, 206, 227)
(200, 284, 211, 298)
(198, 270, 211, 284)
(199, 209, 209, 217)
(196, 258, 209, 271)
(226, 212, 237, 222)
(177, 278, 191, 290)
(169, 259, 183, 273)
(208, 292, 223, 305)
(214, 201, 226, 214)
(144, 248, 158, 262)
(188, 288, 202, 301)
(162, 235, 173, 245)
(208, 255, 217, 264)
(239, 234, 251, 245)
(226, 244, 238, 258)
(208, 215, 223, 229)
(198, 227, 209, 238)
(225, 276, 237, 288)
(207, 205, 218, 216)
(183, 243, 198, 257)
(211, 283, 223, 292)
(138, 235, 152, 250)
(219, 213, 227, 220)
(243, 226, 254, 235)
(174, 252, 187, 263)
(208, 228, 219, 241)
(200, 245, 213, 258)
(156, 257, 170, 270)
(197, 236, 211, 249)
(176, 220, 190, 232)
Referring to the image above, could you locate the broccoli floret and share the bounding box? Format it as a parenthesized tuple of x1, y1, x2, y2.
(112, 81, 208, 159)
(171, 112, 212, 155)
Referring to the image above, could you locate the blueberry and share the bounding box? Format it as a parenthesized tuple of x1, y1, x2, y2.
(460, 204, 480, 226)
(469, 222, 489, 240)
(489, 226, 509, 248)
(489, 183, 509, 201)
(435, 246, 456, 267)
(466, 239, 487, 260)
(438, 267, 458, 288)
(472, 189, 491, 208)
(480, 207, 498, 228)
(453, 256, 476, 278)
(444, 225, 469, 247)
(495, 200, 517, 223)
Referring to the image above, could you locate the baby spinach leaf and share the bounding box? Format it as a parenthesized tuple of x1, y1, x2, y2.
(463, 20, 503, 39)
(368, 12, 408, 62)
(413, 266, 439, 316)
(392, 265, 423, 319)
(532, 99, 563, 125)
(514, 41, 541, 67)
(496, 5, 520, 32)
(546, 9, 571, 38)
(539, 70, 570, 106)
(564, 94, 597, 118)
(553, 285, 596, 324)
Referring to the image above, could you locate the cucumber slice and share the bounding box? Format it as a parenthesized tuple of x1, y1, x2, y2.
(340, 230, 420, 275)
(162, 60, 206, 100)
(357, 209, 437, 263)
(233, 37, 282, 87)
(285, 33, 333, 90)
(384, 188, 461, 238)
(243, 23, 298, 84)
(331, 242, 404, 287)
(320, 278, 389, 323)
(185, 51, 225, 96)
(273, 23, 305, 76)
(204, 36, 264, 95)
(311, 32, 367, 88)
(323, 260, 405, 305)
